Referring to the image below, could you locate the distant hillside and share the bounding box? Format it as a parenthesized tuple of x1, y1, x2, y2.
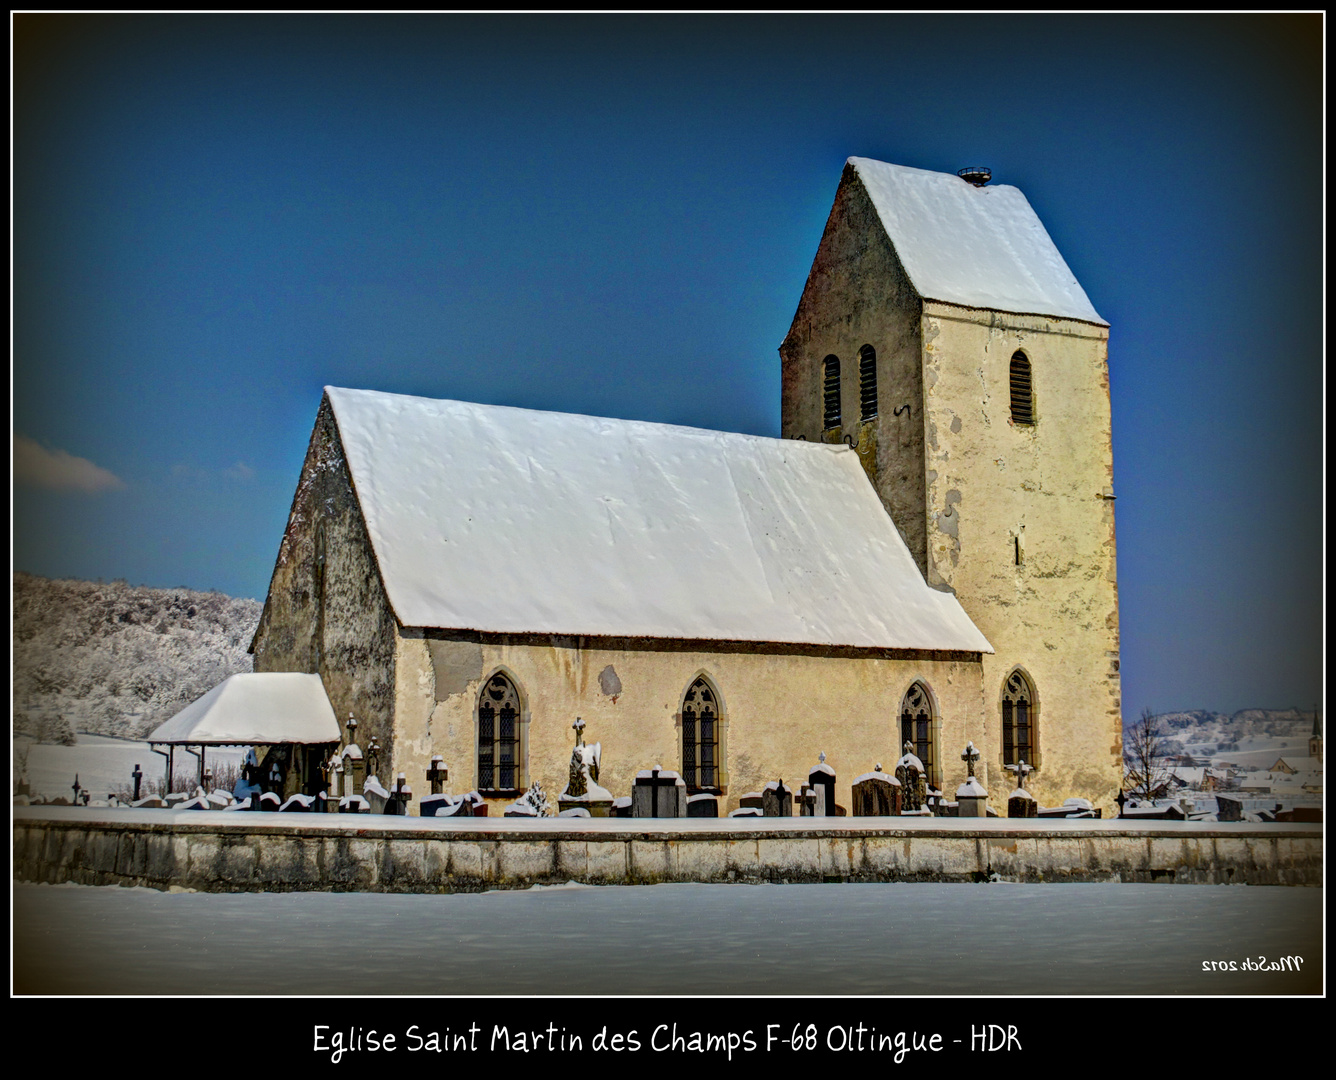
(13, 573, 262, 740)
(1124, 708, 1318, 756)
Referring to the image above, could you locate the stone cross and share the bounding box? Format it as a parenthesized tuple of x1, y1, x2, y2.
(72, 774, 82, 803)
(1014, 758, 1032, 787)
(132, 763, 143, 802)
(572, 716, 586, 743)
(346, 712, 358, 740)
(426, 756, 448, 795)
(366, 736, 382, 778)
(961, 741, 980, 779)
(643, 766, 679, 817)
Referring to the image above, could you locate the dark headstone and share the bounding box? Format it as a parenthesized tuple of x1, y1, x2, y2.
(761, 780, 792, 817)
(851, 768, 900, 816)
(686, 793, 718, 817)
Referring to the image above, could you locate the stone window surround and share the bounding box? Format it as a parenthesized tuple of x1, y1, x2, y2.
(677, 670, 729, 796)
(475, 667, 529, 797)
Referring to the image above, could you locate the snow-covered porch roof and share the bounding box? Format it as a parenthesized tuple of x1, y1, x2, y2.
(148, 673, 340, 746)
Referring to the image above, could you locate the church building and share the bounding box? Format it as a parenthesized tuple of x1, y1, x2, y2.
(249, 157, 1122, 814)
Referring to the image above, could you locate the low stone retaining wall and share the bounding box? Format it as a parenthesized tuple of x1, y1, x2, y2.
(13, 806, 1322, 891)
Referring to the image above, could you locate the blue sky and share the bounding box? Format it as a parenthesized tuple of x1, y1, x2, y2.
(13, 14, 1322, 717)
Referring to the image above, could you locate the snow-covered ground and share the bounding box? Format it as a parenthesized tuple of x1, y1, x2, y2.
(12, 881, 1321, 996)
(14, 735, 244, 802)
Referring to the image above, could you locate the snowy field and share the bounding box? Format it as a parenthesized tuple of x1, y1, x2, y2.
(15, 736, 243, 801)
(13, 880, 1321, 996)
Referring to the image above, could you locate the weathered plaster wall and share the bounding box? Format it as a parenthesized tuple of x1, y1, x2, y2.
(780, 165, 928, 571)
(250, 395, 399, 779)
(393, 632, 986, 815)
(918, 303, 1121, 810)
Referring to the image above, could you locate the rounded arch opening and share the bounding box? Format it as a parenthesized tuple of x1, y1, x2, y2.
(1009, 350, 1034, 426)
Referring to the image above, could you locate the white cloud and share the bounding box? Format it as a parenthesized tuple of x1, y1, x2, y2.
(223, 461, 255, 481)
(14, 435, 127, 493)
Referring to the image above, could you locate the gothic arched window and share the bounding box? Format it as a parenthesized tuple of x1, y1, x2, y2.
(1002, 669, 1037, 769)
(823, 355, 841, 429)
(859, 344, 878, 421)
(900, 681, 937, 787)
(478, 672, 525, 793)
(1010, 351, 1034, 426)
(682, 676, 723, 793)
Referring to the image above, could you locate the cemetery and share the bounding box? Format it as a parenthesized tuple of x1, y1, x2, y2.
(13, 719, 1322, 892)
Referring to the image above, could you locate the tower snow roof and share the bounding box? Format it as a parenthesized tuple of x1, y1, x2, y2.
(849, 157, 1106, 326)
(325, 387, 992, 654)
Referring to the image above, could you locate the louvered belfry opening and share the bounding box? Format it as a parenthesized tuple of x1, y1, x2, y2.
(682, 677, 720, 792)
(1010, 352, 1034, 425)
(859, 345, 878, 421)
(478, 672, 521, 791)
(823, 355, 841, 429)
(1001, 670, 1034, 767)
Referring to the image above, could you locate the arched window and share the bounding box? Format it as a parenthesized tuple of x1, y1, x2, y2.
(1001, 669, 1037, 769)
(682, 676, 723, 793)
(478, 672, 525, 792)
(1010, 351, 1034, 426)
(859, 345, 878, 421)
(823, 355, 841, 429)
(900, 681, 937, 787)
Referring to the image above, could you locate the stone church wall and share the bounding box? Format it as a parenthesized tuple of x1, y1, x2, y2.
(918, 304, 1122, 810)
(780, 165, 928, 572)
(250, 396, 399, 780)
(392, 631, 985, 816)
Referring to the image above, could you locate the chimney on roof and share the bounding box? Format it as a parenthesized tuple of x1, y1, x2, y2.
(957, 167, 992, 187)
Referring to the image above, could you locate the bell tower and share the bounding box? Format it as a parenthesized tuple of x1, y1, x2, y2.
(781, 157, 1122, 811)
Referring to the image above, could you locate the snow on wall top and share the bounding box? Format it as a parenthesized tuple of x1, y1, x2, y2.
(149, 673, 340, 745)
(849, 158, 1106, 326)
(325, 387, 992, 653)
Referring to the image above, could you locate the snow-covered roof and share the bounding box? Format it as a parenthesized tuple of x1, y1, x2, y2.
(848, 158, 1106, 326)
(148, 673, 340, 745)
(326, 387, 992, 653)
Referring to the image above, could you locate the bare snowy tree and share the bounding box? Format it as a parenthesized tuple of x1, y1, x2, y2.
(1124, 708, 1170, 800)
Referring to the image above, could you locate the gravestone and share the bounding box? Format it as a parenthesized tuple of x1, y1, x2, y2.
(895, 742, 929, 814)
(738, 791, 764, 812)
(363, 775, 390, 814)
(388, 774, 413, 816)
(807, 752, 843, 816)
(686, 793, 718, 817)
(279, 793, 315, 812)
(851, 764, 900, 816)
(761, 779, 792, 817)
(1007, 759, 1038, 818)
(557, 717, 614, 817)
(426, 756, 448, 796)
(955, 741, 988, 818)
(632, 766, 687, 817)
